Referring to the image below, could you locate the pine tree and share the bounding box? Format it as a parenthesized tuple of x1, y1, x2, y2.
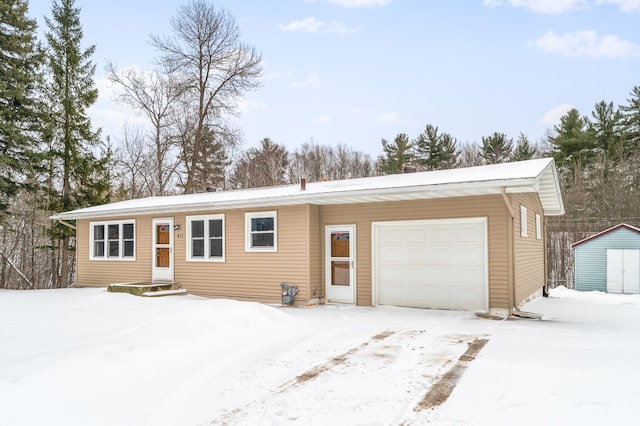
(620, 86, 640, 152)
(44, 0, 111, 287)
(512, 133, 538, 161)
(589, 100, 623, 157)
(480, 132, 513, 164)
(548, 108, 592, 168)
(0, 0, 42, 215)
(378, 133, 414, 174)
(414, 124, 458, 170)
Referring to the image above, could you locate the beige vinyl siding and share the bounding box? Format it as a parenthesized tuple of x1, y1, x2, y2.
(512, 192, 545, 305)
(173, 204, 310, 304)
(76, 216, 152, 286)
(308, 205, 322, 301)
(319, 195, 510, 309)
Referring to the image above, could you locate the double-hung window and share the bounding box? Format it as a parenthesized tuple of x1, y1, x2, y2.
(187, 214, 224, 261)
(245, 211, 277, 252)
(520, 205, 528, 237)
(90, 220, 135, 260)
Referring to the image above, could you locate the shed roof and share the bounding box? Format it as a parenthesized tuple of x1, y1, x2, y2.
(571, 223, 640, 248)
(51, 157, 565, 220)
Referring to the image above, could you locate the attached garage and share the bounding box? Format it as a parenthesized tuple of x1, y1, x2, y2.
(373, 218, 487, 311)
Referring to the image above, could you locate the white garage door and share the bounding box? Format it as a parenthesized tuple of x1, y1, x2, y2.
(374, 218, 487, 311)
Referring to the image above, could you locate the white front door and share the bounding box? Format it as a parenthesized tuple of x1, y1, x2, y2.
(325, 225, 356, 303)
(152, 218, 174, 282)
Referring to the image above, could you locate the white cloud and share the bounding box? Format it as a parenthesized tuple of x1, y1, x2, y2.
(484, 0, 640, 12)
(483, 0, 588, 14)
(541, 104, 574, 127)
(530, 30, 640, 58)
(306, 0, 392, 7)
(596, 0, 640, 11)
(278, 17, 356, 35)
(378, 112, 399, 123)
(291, 72, 320, 88)
(263, 70, 292, 81)
(238, 98, 268, 114)
(315, 114, 332, 123)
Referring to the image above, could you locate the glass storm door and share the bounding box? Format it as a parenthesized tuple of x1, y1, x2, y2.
(325, 225, 356, 303)
(152, 218, 174, 282)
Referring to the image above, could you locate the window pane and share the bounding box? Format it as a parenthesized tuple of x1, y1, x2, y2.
(123, 241, 134, 257)
(94, 241, 104, 257)
(94, 225, 104, 240)
(108, 224, 119, 240)
(251, 217, 273, 232)
(192, 220, 204, 238)
(210, 238, 222, 257)
(209, 219, 222, 238)
(192, 239, 204, 257)
(109, 241, 119, 257)
(252, 233, 274, 247)
(123, 223, 134, 240)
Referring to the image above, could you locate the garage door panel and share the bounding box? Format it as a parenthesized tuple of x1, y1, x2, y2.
(455, 225, 484, 243)
(380, 228, 404, 244)
(376, 219, 487, 311)
(431, 227, 452, 243)
(407, 228, 428, 243)
(430, 248, 454, 264)
(454, 246, 484, 264)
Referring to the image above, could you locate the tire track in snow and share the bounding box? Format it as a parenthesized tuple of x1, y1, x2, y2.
(210, 330, 481, 425)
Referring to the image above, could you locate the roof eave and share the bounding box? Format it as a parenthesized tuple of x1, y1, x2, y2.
(51, 177, 547, 221)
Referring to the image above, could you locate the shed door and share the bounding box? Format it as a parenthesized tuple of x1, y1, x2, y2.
(607, 249, 640, 294)
(374, 218, 487, 311)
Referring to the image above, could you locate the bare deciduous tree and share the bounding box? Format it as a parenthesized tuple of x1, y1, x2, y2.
(106, 65, 183, 196)
(150, 0, 262, 193)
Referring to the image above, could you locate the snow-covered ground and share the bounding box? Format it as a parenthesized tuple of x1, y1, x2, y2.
(1, 287, 638, 425)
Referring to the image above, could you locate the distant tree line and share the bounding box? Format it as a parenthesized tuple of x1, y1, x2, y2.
(2, 0, 639, 289)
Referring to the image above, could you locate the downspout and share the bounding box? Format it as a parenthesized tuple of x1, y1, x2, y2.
(501, 187, 517, 314)
(56, 219, 77, 231)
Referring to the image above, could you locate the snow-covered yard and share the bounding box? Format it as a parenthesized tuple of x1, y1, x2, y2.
(1, 287, 639, 426)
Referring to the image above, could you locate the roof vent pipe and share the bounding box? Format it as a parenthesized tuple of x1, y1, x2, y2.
(404, 165, 417, 173)
(300, 178, 306, 191)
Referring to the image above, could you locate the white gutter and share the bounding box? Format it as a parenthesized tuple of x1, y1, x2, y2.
(51, 177, 543, 221)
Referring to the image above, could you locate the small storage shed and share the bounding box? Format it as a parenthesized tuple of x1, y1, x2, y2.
(572, 224, 640, 294)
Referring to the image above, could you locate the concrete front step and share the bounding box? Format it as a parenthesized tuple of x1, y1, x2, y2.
(107, 282, 186, 297)
(142, 289, 188, 297)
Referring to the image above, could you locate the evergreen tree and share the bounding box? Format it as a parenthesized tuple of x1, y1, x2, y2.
(182, 125, 231, 191)
(589, 100, 623, 157)
(480, 132, 513, 164)
(620, 86, 640, 152)
(378, 133, 414, 174)
(414, 124, 458, 170)
(512, 133, 538, 161)
(548, 108, 592, 168)
(0, 0, 42, 215)
(44, 0, 111, 286)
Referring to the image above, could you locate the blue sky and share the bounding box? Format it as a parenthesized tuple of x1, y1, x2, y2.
(27, 0, 640, 156)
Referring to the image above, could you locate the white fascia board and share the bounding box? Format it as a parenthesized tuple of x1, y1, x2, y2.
(50, 177, 541, 221)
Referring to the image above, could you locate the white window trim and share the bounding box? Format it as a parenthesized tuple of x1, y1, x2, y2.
(89, 220, 136, 261)
(186, 214, 225, 262)
(535, 213, 542, 240)
(245, 211, 278, 252)
(520, 205, 528, 237)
